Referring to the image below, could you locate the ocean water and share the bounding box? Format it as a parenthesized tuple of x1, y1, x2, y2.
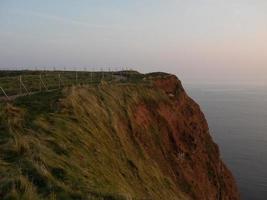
(185, 83, 267, 200)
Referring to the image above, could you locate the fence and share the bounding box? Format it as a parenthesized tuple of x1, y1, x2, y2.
(0, 70, 146, 101)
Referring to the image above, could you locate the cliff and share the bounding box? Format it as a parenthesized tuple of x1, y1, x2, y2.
(0, 73, 239, 199)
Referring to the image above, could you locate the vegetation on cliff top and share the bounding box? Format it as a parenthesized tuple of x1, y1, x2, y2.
(0, 82, 186, 200)
(0, 72, 239, 200)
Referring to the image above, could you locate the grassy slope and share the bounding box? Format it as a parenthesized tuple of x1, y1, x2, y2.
(0, 83, 187, 200)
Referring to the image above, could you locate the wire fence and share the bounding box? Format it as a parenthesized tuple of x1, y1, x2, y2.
(0, 70, 147, 101)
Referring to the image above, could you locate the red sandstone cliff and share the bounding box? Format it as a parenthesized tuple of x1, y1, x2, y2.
(144, 74, 240, 199)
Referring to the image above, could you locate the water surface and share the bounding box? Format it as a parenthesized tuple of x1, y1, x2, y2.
(185, 83, 267, 200)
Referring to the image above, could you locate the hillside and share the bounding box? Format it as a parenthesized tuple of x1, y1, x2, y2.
(0, 73, 239, 199)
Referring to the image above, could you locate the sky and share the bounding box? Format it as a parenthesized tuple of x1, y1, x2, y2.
(0, 0, 267, 84)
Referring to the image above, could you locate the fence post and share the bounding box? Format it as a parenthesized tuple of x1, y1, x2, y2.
(39, 74, 42, 92)
(19, 75, 22, 95)
(58, 74, 61, 89)
(76, 71, 78, 85)
(109, 67, 112, 81)
(19, 75, 30, 95)
(0, 87, 10, 101)
(126, 67, 128, 80)
(39, 74, 48, 91)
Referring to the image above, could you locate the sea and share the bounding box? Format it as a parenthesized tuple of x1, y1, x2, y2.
(185, 83, 267, 200)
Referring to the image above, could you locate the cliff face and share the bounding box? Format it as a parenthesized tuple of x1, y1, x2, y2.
(0, 74, 239, 199)
(152, 75, 240, 199)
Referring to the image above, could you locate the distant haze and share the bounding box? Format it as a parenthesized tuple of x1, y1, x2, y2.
(0, 0, 266, 84)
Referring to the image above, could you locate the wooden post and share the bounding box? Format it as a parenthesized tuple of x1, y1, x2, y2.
(19, 75, 30, 95)
(0, 87, 10, 101)
(111, 68, 113, 81)
(19, 75, 22, 95)
(76, 71, 78, 85)
(58, 74, 61, 89)
(39, 74, 42, 92)
(109, 67, 112, 81)
(39, 75, 48, 91)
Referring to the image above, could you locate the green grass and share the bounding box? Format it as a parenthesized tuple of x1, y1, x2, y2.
(0, 70, 172, 98)
(0, 70, 148, 97)
(14, 90, 62, 123)
(0, 82, 189, 200)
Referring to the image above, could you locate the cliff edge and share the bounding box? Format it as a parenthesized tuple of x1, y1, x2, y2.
(0, 73, 239, 199)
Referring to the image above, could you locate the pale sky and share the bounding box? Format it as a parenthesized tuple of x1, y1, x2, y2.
(0, 0, 267, 83)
